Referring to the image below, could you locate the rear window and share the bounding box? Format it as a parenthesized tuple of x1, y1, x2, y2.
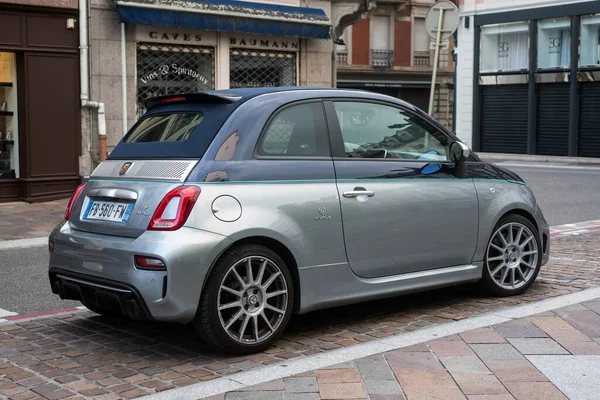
(125, 113, 204, 143)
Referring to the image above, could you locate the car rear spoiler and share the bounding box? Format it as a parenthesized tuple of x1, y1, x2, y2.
(143, 92, 243, 110)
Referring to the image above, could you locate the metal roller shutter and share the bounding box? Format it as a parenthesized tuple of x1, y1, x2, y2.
(579, 83, 600, 158)
(480, 84, 528, 154)
(536, 83, 570, 156)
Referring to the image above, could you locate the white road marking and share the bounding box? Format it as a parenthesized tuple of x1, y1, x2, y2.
(0, 308, 17, 318)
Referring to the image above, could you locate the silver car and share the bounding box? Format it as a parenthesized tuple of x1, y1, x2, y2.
(48, 87, 550, 354)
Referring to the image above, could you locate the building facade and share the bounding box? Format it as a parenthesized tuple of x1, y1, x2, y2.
(455, 0, 600, 158)
(335, 0, 456, 130)
(82, 0, 334, 178)
(0, 0, 80, 202)
(0, 0, 335, 202)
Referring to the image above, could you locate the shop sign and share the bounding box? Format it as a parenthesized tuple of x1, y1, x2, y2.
(135, 25, 217, 46)
(229, 36, 299, 51)
(139, 64, 210, 86)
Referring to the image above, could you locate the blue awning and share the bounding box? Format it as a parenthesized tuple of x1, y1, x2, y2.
(115, 0, 331, 39)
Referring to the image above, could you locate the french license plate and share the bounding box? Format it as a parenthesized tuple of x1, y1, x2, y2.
(83, 200, 133, 223)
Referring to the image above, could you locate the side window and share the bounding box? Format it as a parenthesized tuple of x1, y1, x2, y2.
(257, 103, 330, 157)
(332, 101, 449, 161)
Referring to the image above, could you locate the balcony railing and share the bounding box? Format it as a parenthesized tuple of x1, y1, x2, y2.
(413, 51, 431, 68)
(371, 49, 394, 69)
(336, 51, 348, 66)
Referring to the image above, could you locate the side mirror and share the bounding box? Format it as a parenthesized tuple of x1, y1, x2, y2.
(449, 141, 471, 178)
(449, 141, 471, 163)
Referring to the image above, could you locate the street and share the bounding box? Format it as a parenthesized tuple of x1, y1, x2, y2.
(1, 162, 600, 317)
(1, 161, 600, 400)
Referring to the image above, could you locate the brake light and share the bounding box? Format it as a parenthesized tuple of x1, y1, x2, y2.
(65, 183, 87, 221)
(148, 186, 201, 231)
(161, 96, 186, 104)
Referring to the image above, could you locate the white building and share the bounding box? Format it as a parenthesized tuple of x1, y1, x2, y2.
(455, 0, 600, 158)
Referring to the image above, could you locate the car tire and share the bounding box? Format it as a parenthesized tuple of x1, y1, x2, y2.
(480, 214, 542, 297)
(193, 244, 294, 354)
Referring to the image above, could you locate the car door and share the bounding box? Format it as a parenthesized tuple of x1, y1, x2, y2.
(324, 99, 479, 279)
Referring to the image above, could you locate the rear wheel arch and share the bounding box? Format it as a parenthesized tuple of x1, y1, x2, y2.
(201, 235, 301, 314)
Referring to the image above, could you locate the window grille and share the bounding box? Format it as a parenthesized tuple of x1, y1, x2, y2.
(136, 43, 215, 118)
(230, 49, 296, 88)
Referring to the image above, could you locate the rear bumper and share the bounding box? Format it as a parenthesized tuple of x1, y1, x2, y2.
(48, 221, 232, 323)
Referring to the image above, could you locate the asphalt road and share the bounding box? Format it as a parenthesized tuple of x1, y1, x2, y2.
(1, 162, 599, 316)
(495, 162, 600, 226)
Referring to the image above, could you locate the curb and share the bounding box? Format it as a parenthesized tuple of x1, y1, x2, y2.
(0, 236, 48, 250)
(477, 152, 600, 165)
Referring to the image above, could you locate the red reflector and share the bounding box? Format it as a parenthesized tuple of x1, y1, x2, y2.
(148, 186, 201, 231)
(65, 182, 87, 221)
(135, 256, 166, 270)
(161, 96, 186, 104)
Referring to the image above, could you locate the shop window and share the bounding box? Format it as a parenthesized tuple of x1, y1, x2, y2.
(537, 18, 571, 69)
(581, 14, 600, 67)
(0, 52, 18, 179)
(230, 50, 296, 88)
(136, 43, 215, 118)
(480, 22, 530, 72)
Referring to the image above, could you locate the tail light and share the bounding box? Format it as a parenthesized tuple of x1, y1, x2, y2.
(65, 183, 87, 221)
(148, 185, 201, 231)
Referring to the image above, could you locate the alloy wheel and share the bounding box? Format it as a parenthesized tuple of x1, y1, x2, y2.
(217, 256, 289, 345)
(486, 222, 539, 290)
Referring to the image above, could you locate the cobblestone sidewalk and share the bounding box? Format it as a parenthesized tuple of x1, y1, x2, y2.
(0, 200, 67, 241)
(216, 297, 600, 400)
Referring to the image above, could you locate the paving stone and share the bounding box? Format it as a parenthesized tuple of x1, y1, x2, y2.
(369, 395, 407, 400)
(363, 379, 403, 395)
(466, 396, 515, 400)
(355, 356, 395, 380)
(225, 391, 283, 400)
(385, 351, 445, 371)
(553, 310, 600, 338)
(238, 379, 284, 391)
(283, 394, 320, 400)
(460, 329, 506, 344)
(504, 381, 567, 400)
(560, 340, 600, 355)
(394, 343, 430, 352)
(452, 374, 509, 395)
(582, 300, 600, 314)
(484, 360, 549, 382)
(284, 377, 318, 393)
(318, 382, 367, 399)
(530, 316, 591, 343)
(440, 357, 491, 375)
(316, 368, 361, 384)
(507, 338, 569, 355)
(493, 320, 549, 338)
(428, 340, 475, 357)
(470, 344, 525, 361)
(394, 370, 466, 400)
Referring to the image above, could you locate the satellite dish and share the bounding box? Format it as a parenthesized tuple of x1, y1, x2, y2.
(425, 0, 460, 40)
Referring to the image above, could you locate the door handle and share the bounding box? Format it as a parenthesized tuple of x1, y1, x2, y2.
(343, 189, 375, 198)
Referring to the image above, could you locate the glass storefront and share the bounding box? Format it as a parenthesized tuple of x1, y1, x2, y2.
(136, 43, 215, 118)
(480, 22, 530, 72)
(580, 14, 600, 67)
(0, 51, 17, 179)
(537, 18, 571, 69)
